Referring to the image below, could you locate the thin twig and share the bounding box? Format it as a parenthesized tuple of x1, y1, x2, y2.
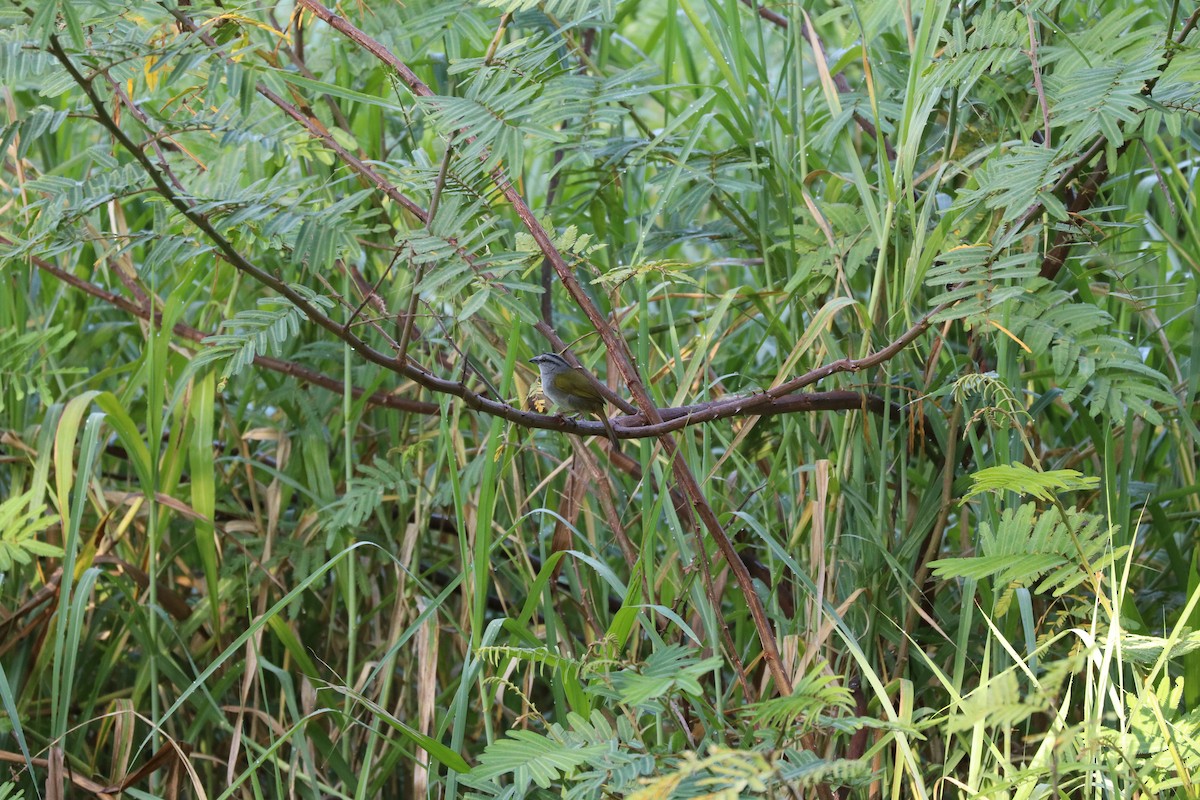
(484, 12, 512, 64)
(398, 145, 453, 365)
(1025, 13, 1051, 148)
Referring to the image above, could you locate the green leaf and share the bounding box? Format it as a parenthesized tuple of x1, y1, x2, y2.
(963, 463, 1099, 502)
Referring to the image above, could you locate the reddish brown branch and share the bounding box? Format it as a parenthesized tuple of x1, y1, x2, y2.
(616, 301, 951, 438)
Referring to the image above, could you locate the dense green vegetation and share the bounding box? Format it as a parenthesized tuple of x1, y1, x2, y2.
(2, 0, 1199, 797)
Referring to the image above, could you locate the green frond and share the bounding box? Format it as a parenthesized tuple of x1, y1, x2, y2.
(927, 245, 1041, 321)
(775, 749, 874, 789)
(963, 463, 1099, 502)
(947, 670, 1045, 733)
(1048, 58, 1160, 149)
(471, 729, 599, 791)
(0, 35, 59, 89)
(0, 105, 67, 159)
(933, 8, 1027, 93)
(1111, 675, 1200, 792)
(13, 164, 153, 255)
(194, 285, 333, 379)
(1042, 7, 1159, 73)
(0, 490, 62, 573)
(930, 501, 1125, 614)
(953, 146, 1071, 222)
(745, 662, 855, 733)
(387, 2, 494, 59)
(627, 747, 773, 799)
(930, 254, 1175, 423)
(1069, 334, 1177, 424)
(594, 644, 722, 709)
(0, 325, 82, 412)
(320, 460, 416, 534)
(478, 645, 582, 678)
(465, 710, 634, 795)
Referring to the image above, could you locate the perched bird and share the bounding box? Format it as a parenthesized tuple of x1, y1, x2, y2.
(529, 352, 620, 449)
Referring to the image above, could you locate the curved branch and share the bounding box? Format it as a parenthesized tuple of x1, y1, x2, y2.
(45, 35, 523, 424)
(620, 301, 950, 436)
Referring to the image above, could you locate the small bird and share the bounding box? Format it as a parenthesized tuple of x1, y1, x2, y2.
(529, 352, 620, 448)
